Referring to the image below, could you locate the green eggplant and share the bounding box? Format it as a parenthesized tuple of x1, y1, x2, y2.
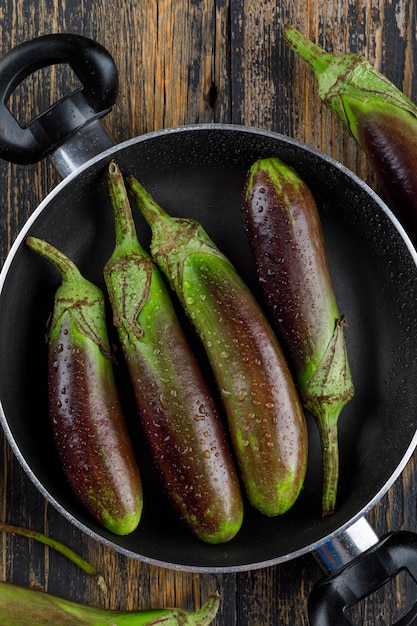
(127, 175, 308, 517)
(284, 24, 417, 243)
(0, 583, 220, 626)
(243, 157, 354, 515)
(26, 236, 143, 535)
(103, 161, 243, 544)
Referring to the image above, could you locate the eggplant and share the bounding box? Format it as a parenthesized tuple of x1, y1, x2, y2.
(243, 157, 354, 515)
(103, 162, 243, 544)
(0, 583, 220, 626)
(284, 24, 417, 243)
(26, 237, 143, 535)
(127, 175, 308, 517)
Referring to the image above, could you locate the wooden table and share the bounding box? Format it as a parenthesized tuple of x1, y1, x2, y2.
(0, 1, 416, 624)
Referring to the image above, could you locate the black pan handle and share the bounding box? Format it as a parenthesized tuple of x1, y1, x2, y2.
(0, 33, 118, 164)
(309, 531, 417, 625)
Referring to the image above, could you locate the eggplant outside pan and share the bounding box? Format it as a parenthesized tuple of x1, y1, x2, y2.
(0, 33, 417, 625)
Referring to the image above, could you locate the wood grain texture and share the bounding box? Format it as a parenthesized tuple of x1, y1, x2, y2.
(0, 1, 417, 624)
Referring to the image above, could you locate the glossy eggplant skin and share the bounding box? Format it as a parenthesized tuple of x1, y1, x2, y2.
(26, 237, 143, 536)
(243, 158, 354, 515)
(344, 100, 417, 238)
(128, 175, 308, 517)
(243, 158, 338, 385)
(284, 24, 417, 243)
(104, 162, 243, 544)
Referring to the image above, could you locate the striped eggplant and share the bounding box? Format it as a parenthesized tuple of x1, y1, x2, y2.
(26, 236, 143, 535)
(127, 174, 308, 517)
(284, 24, 417, 243)
(243, 157, 354, 515)
(103, 161, 243, 544)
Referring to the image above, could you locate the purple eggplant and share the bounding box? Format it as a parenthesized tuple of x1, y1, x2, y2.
(26, 236, 143, 535)
(243, 157, 354, 515)
(103, 161, 243, 544)
(127, 174, 308, 517)
(284, 24, 417, 243)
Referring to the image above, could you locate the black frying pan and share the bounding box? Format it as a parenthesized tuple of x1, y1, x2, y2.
(1, 34, 417, 625)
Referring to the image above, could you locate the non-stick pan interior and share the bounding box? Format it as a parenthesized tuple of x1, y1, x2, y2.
(1, 125, 417, 571)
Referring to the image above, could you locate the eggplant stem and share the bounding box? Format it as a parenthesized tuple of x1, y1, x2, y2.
(26, 237, 82, 285)
(316, 420, 339, 516)
(283, 25, 332, 76)
(108, 161, 144, 248)
(126, 175, 168, 225)
(0, 524, 107, 592)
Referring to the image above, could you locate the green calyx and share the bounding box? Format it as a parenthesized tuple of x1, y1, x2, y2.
(105, 254, 153, 340)
(105, 162, 195, 353)
(104, 164, 181, 390)
(104, 161, 162, 343)
(300, 318, 354, 414)
(126, 175, 227, 297)
(26, 237, 111, 359)
(150, 218, 225, 300)
(300, 317, 354, 515)
(283, 25, 417, 130)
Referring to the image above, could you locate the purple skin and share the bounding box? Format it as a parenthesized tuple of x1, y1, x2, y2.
(283, 24, 417, 244)
(182, 254, 309, 517)
(104, 162, 244, 544)
(27, 236, 143, 536)
(243, 158, 354, 515)
(243, 166, 338, 385)
(345, 100, 417, 239)
(117, 287, 245, 543)
(49, 315, 143, 535)
(127, 174, 309, 518)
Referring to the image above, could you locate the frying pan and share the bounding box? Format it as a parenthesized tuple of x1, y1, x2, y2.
(0, 33, 417, 625)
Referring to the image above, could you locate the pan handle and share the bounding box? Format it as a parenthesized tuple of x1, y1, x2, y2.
(309, 525, 417, 625)
(0, 33, 118, 166)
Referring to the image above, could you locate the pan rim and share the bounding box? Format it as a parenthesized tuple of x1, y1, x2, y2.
(1, 122, 417, 572)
